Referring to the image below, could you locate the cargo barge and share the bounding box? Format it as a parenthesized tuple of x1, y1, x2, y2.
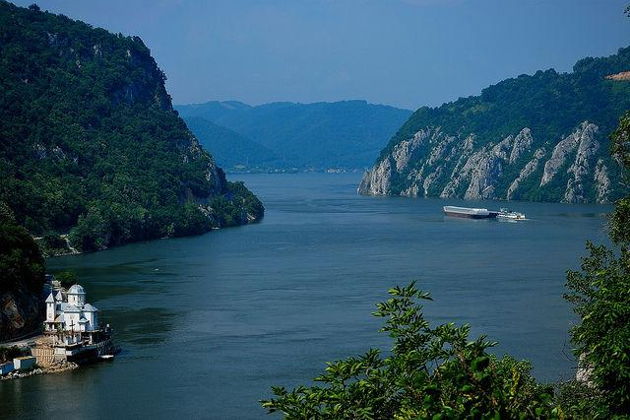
(443, 206, 499, 219)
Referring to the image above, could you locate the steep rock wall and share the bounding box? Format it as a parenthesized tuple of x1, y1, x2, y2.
(359, 121, 618, 203)
(0, 289, 42, 342)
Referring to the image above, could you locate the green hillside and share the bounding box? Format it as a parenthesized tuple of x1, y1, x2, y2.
(183, 117, 276, 171)
(0, 1, 263, 253)
(176, 100, 412, 170)
(360, 46, 630, 203)
(385, 48, 630, 158)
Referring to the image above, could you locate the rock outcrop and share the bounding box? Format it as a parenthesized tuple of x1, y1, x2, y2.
(359, 46, 630, 203)
(359, 121, 618, 203)
(0, 289, 43, 342)
(507, 148, 546, 200)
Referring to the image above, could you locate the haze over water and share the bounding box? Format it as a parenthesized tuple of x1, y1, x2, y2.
(0, 173, 611, 419)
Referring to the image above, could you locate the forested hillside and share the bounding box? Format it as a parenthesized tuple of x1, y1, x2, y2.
(0, 1, 263, 253)
(183, 117, 277, 171)
(360, 46, 630, 203)
(176, 100, 412, 171)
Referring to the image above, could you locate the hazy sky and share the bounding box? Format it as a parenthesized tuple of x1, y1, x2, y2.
(13, 0, 630, 109)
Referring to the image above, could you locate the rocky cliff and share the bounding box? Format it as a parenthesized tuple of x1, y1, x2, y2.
(0, 289, 42, 342)
(359, 122, 615, 203)
(360, 47, 630, 203)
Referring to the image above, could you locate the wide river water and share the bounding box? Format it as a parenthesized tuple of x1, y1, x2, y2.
(0, 173, 612, 419)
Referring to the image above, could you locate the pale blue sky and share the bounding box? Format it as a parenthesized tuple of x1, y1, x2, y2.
(13, 0, 630, 109)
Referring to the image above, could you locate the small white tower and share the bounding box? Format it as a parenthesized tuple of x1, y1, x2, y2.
(67, 284, 86, 306)
(45, 293, 56, 322)
(83, 303, 99, 331)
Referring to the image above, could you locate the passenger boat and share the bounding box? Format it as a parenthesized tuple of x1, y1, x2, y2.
(497, 208, 526, 220)
(443, 206, 498, 219)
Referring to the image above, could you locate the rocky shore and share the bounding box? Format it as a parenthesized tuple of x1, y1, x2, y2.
(1, 360, 78, 381)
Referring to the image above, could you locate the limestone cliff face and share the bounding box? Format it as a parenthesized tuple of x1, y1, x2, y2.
(359, 121, 619, 203)
(360, 46, 630, 203)
(0, 289, 42, 342)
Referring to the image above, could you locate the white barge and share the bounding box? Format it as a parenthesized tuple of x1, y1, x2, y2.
(443, 206, 499, 219)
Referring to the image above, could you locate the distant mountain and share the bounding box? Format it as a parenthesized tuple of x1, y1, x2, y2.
(176, 100, 412, 171)
(184, 117, 276, 170)
(178, 100, 252, 122)
(0, 1, 263, 253)
(359, 46, 630, 203)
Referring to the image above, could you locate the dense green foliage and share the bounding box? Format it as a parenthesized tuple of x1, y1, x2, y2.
(262, 283, 558, 419)
(184, 116, 277, 171)
(610, 111, 630, 245)
(564, 111, 630, 417)
(565, 243, 630, 416)
(0, 209, 45, 294)
(376, 46, 630, 201)
(177, 100, 412, 170)
(0, 1, 263, 253)
(385, 48, 630, 157)
(52, 271, 77, 289)
(210, 180, 265, 227)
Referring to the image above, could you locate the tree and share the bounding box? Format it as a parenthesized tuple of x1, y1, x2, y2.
(54, 271, 78, 289)
(564, 112, 630, 416)
(610, 111, 630, 246)
(261, 283, 555, 419)
(0, 219, 45, 294)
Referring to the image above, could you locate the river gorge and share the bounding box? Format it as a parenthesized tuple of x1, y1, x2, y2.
(0, 173, 611, 419)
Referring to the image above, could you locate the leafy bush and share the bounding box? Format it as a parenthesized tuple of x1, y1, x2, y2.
(563, 112, 630, 416)
(38, 232, 70, 256)
(262, 283, 556, 419)
(554, 380, 607, 418)
(565, 244, 630, 415)
(54, 271, 78, 289)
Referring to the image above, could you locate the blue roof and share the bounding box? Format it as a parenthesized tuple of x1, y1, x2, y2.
(68, 284, 86, 295)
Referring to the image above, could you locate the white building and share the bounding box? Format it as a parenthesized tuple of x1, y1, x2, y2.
(44, 284, 99, 333)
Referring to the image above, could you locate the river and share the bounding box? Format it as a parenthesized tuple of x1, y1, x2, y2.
(0, 173, 611, 419)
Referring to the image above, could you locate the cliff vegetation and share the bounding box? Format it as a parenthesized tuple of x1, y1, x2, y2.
(0, 205, 45, 341)
(0, 1, 263, 254)
(360, 47, 630, 203)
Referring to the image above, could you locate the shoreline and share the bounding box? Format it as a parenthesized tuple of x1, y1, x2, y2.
(1, 360, 78, 381)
